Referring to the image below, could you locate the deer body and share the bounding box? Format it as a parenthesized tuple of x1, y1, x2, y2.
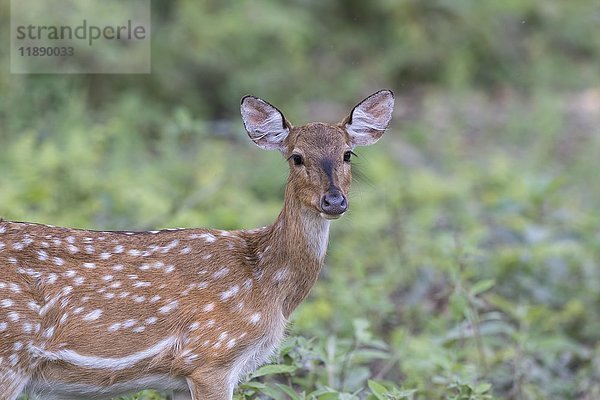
(0, 91, 394, 400)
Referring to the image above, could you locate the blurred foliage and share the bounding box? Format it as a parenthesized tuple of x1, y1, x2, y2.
(2, 0, 600, 399)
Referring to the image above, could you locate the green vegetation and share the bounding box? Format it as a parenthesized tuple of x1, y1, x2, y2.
(1, 1, 599, 399)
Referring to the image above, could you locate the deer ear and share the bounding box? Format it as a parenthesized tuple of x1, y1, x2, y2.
(241, 96, 291, 152)
(343, 89, 394, 147)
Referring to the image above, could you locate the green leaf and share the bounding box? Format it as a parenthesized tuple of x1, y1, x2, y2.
(250, 364, 297, 378)
(368, 380, 389, 400)
(310, 387, 339, 398)
(241, 381, 267, 390)
(316, 394, 340, 400)
(275, 383, 303, 400)
(352, 348, 391, 361)
(394, 388, 418, 398)
(474, 383, 492, 394)
(469, 279, 496, 296)
(256, 385, 288, 400)
(449, 291, 469, 319)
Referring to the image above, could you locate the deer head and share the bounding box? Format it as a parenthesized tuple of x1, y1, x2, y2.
(240, 89, 395, 220)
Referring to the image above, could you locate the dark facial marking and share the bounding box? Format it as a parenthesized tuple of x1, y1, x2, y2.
(321, 158, 338, 191)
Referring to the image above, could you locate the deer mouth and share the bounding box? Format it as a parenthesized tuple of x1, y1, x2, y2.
(319, 212, 345, 220)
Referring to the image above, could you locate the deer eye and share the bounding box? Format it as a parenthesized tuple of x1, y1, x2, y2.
(343, 151, 355, 162)
(290, 154, 304, 166)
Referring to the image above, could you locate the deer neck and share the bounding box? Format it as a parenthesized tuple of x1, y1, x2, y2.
(256, 185, 330, 318)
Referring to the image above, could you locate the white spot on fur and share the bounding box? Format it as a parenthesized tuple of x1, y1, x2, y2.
(64, 270, 77, 278)
(150, 295, 161, 303)
(1, 299, 14, 307)
(162, 239, 180, 253)
(7, 311, 19, 321)
(180, 246, 192, 255)
(123, 319, 137, 328)
(133, 295, 146, 303)
(163, 265, 175, 274)
(43, 326, 55, 338)
(46, 273, 58, 284)
(273, 268, 288, 282)
(73, 276, 85, 285)
(108, 323, 121, 332)
(22, 322, 33, 333)
(220, 285, 240, 301)
(249, 313, 261, 324)
(212, 267, 230, 279)
(37, 250, 48, 261)
(9, 354, 19, 366)
(200, 233, 216, 243)
(159, 300, 178, 314)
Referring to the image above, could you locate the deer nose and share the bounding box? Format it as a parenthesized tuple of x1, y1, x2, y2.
(321, 190, 348, 215)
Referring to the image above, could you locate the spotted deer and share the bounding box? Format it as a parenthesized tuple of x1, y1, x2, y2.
(0, 90, 394, 400)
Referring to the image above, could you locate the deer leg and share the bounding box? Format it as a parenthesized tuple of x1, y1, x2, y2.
(0, 369, 30, 400)
(172, 389, 193, 400)
(186, 372, 234, 400)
